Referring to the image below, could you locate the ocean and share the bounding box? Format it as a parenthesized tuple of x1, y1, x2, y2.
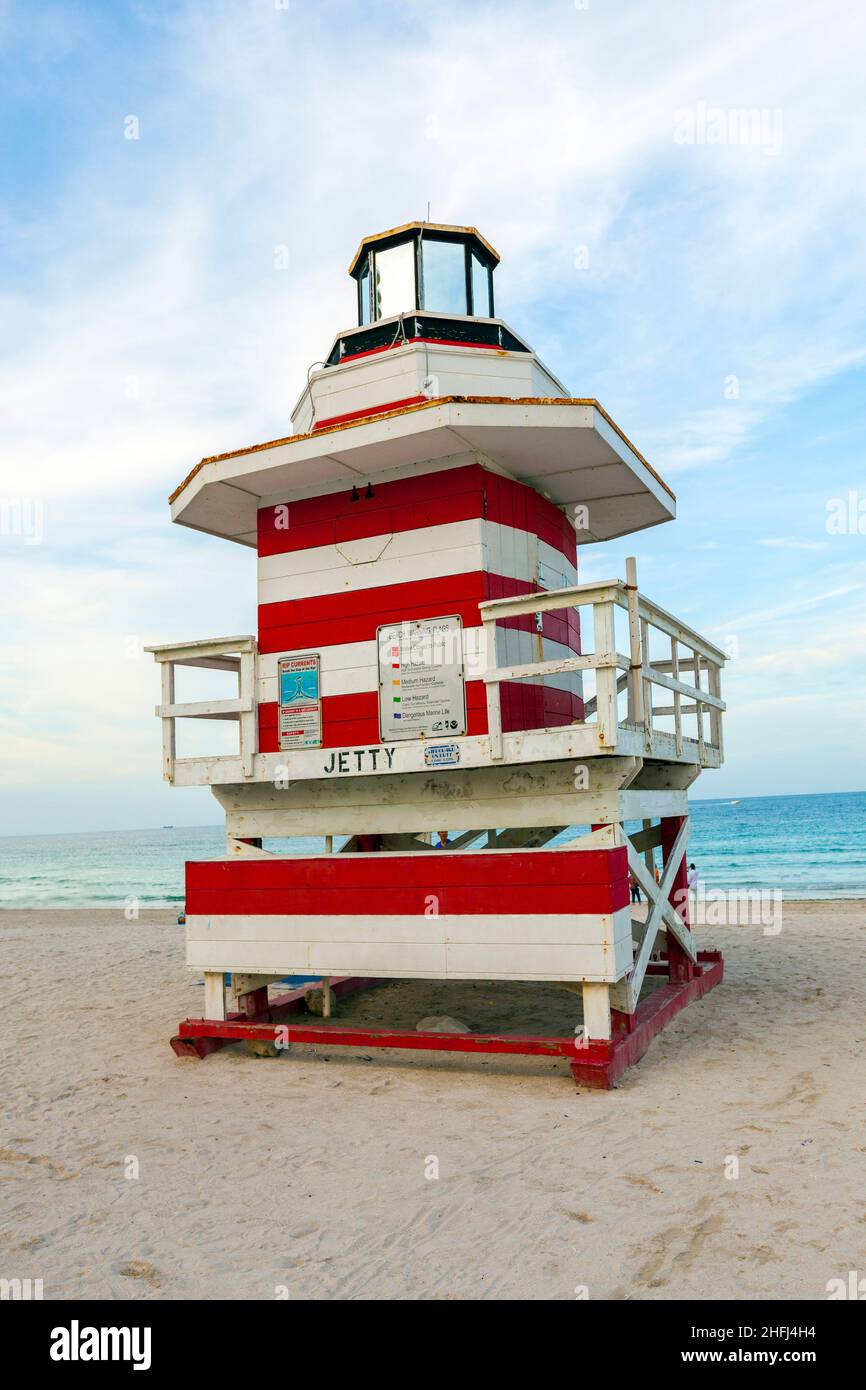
(0, 790, 863, 908)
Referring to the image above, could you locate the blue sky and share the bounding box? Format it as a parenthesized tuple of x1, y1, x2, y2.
(1, 0, 865, 835)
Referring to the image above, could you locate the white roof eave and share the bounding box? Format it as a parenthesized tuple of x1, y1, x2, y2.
(170, 399, 675, 546)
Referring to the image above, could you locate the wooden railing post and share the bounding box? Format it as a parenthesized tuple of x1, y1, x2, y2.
(640, 614, 652, 752)
(593, 599, 618, 748)
(239, 645, 257, 778)
(693, 652, 706, 764)
(160, 660, 176, 783)
(625, 556, 644, 732)
(708, 661, 723, 759)
(483, 616, 503, 759)
(670, 635, 682, 756)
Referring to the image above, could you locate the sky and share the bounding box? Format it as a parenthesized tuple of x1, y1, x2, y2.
(1, 0, 865, 836)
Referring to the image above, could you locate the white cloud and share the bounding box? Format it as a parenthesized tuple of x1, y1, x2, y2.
(718, 576, 866, 633)
(759, 537, 827, 551)
(734, 623, 866, 676)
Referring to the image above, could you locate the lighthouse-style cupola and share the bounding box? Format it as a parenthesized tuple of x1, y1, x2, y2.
(350, 221, 497, 324)
(295, 221, 568, 431)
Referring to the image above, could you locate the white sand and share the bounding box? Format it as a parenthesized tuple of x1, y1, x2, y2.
(1, 901, 863, 1300)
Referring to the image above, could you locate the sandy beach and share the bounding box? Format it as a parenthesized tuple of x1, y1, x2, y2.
(1, 901, 863, 1301)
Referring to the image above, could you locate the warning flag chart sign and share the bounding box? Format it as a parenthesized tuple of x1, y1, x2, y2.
(377, 615, 466, 743)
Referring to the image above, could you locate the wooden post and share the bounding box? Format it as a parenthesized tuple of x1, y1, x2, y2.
(239, 646, 257, 778)
(661, 815, 692, 983)
(593, 599, 618, 747)
(160, 661, 176, 782)
(642, 818, 655, 876)
(581, 982, 612, 1042)
(670, 635, 682, 756)
(640, 614, 652, 752)
(240, 985, 269, 1018)
(692, 652, 705, 764)
(625, 557, 643, 729)
(203, 972, 226, 1022)
(708, 661, 723, 759)
(321, 828, 334, 1017)
(483, 616, 503, 759)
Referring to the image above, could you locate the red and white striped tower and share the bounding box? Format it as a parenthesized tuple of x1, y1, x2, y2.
(148, 222, 726, 1088)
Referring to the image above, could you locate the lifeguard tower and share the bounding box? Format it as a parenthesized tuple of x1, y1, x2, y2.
(147, 221, 726, 1088)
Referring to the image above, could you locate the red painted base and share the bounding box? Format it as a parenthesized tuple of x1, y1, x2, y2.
(169, 976, 382, 1059)
(570, 951, 724, 1089)
(171, 952, 724, 1088)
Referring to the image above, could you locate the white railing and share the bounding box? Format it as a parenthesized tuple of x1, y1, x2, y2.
(145, 635, 258, 782)
(477, 557, 725, 765)
(147, 563, 724, 785)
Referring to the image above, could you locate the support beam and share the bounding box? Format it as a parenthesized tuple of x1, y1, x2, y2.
(661, 815, 693, 982)
(227, 836, 272, 859)
(203, 972, 226, 1022)
(627, 829, 696, 969)
(621, 817, 691, 1009)
(485, 825, 564, 849)
(627, 822, 663, 856)
(233, 973, 281, 998)
(215, 753, 650, 840)
(380, 833, 436, 851)
(582, 982, 612, 1042)
(641, 817, 655, 875)
(239, 986, 269, 1017)
(445, 828, 488, 850)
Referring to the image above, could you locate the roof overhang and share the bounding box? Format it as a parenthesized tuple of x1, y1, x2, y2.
(168, 397, 675, 547)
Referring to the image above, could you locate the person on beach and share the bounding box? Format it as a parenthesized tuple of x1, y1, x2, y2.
(687, 862, 698, 890)
(435, 830, 450, 848)
(629, 872, 641, 903)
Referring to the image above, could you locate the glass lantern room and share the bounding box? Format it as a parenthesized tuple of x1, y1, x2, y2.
(349, 222, 498, 326)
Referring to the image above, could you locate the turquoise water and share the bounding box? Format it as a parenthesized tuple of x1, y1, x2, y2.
(0, 791, 863, 907)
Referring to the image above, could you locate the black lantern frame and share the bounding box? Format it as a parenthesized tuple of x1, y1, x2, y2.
(352, 226, 496, 327)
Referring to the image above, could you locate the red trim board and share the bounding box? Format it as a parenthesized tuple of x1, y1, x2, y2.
(186, 846, 629, 918)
